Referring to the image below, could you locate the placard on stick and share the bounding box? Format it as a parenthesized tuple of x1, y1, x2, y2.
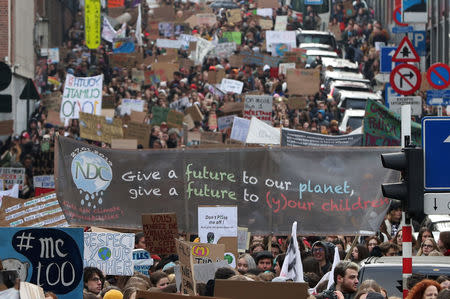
(0, 120, 14, 135)
(142, 213, 178, 255)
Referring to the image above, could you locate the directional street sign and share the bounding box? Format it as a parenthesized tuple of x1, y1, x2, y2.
(427, 63, 450, 90)
(380, 47, 399, 73)
(392, 36, 420, 62)
(392, 26, 413, 34)
(408, 31, 426, 56)
(424, 193, 450, 215)
(388, 96, 422, 116)
(422, 117, 450, 191)
(426, 89, 450, 106)
(390, 64, 421, 95)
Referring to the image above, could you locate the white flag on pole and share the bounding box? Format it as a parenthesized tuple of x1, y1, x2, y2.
(135, 3, 143, 47)
(280, 221, 304, 282)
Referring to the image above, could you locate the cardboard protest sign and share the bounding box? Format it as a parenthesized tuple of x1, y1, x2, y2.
(220, 102, 244, 115)
(0, 192, 67, 227)
(133, 249, 153, 276)
(0, 227, 84, 299)
(79, 112, 124, 144)
(0, 168, 25, 190)
(124, 121, 151, 148)
(189, 242, 225, 264)
(109, 53, 139, 68)
(175, 239, 196, 295)
(281, 128, 363, 147)
(363, 99, 421, 146)
(343, 0, 355, 17)
(150, 62, 179, 82)
(286, 69, 320, 95)
(185, 105, 204, 122)
(120, 98, 145, 116)
(198, 206, 237, 244)
(230, 117, 250, 142)
(228, 55, 244, 67)
(258, 0, 278, 8)
(328, 23, 342, 41)
(214, 280, 309, 299)
(208, 112, 218, 131)
(101, 95, 115, 109)
(84, 232, 134, 275)
(220, 79, 244, 94)
(151, 106, 170, 125)
(42, 91, 62, 112)
(244, 95, 273, 124)
(132, 68, 145, 84)
(227, 9, 242, 24)
(111, 139, 138, 149)
(136, 291, 225, 299)
(56, 136, 397, 235)
(142, 213, 178, 255)
(287, 96, 307, 110)
(0, 184, 19, 208)
(130, 111, 147, 123)
(218, 115, 235, 131)
(60, 74, 103, 119)
(184, 114, 195, 130)
(258, 18, 273, 30)
(0, 120, 13, 135)
(187, 131, 201, 145)
(167, 110, 184, 128)
(153, 5, 176, 21)
(101, 108, 115, 118)
(200, 132, 223, 144)
(196, 13, 217, 26)
(208, 43, 236, 59)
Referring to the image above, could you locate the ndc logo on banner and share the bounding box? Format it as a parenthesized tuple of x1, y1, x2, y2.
(71, 150, 112, 208)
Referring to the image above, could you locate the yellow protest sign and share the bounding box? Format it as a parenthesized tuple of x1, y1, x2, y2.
(85, 0, 101, 49)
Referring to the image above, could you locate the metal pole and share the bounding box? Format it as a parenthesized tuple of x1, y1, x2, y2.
(437, 105, 443, 116)
(402, 212, 412, 299)
(401, 105, 411, 147)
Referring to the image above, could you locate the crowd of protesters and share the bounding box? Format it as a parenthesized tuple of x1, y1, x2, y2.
(0, 0, 448, 298)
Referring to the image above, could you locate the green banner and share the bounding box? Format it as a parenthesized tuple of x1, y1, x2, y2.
(223, 32, 242, 45)
(363, 99, 421, 146)
(151, 106, 170, 125)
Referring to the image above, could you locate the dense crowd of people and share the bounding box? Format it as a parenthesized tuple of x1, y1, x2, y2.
(0, 0, 448, 298)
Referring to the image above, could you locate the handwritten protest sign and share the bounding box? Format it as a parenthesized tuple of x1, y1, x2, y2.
(189, 242, 225, 264)
(281, 128, 363, 147)
(278, 62, 296, 75)
(0, 192, 67, 227)
(174, 260, 228, 289)
(363, 99, 421, 146)
(56, 137, 397, 235)
(198, 206, 237, 244)
(142, 213, 178, 255)
(238, 227, 250, 251)
(208, 42, 236, 59)
(185, 104, 204, 122)
(130, 110, 147, 123)
(167, 110, 184, 128)
(230, 117, 250, 142)
(200, 132, 223, 144)
(124, 122, 151, 148)
(241, 50, 281, 67)
(84, 232, 134, 275)
(259, 18, 273, 30)
(227, 9, 242, 24)
(196, 13, 217, 26)
(60, 74, 103, 119)
(110, 53, 139, 68)
(176, 239, 196, 295)
(244, 95, 273, 124)
(258, 0, 278, 8)
(287, 96, 307, 110)
(111, 139, 138, 149)
(79, 112, 123, 144)
(218, 115, 235, 131)
(131, 68, 145, 84)
(133, 249, 153, 275)
(220, 79, 244, 94)
(150, 62, 179, 82)
(33, 175, 55, 189)
(156, 38, 184, 49)
(120, 99, 145, 116)
(286, 69, 320, 95)
(266, 31, 296, 52)
(42, 91, 62, 111)
(0, 120, 13, 135)
(274, 16, 287, 31)
(0, 227, 83, 299)
(0, 168, 25, 190)
(152, 106, 170, 125)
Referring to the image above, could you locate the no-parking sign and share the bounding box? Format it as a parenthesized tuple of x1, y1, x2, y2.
(390, 64, 421, 96)
(427, 63, 450, 90)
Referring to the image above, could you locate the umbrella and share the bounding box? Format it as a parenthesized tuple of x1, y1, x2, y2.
(209, 1, 239, 9)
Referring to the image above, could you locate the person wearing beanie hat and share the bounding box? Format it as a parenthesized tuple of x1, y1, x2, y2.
(254, 251, 273, 272)
(103, 289, 123, 299)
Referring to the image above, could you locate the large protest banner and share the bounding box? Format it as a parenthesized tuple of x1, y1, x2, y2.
(281, 128, 363, 147)
(56, 137, 397, 235)
(0, 227, 84, 299)
(60, 74, 103, 119)
(84, 232, 134, 275)
(0, 167, 25, 190)
(215, 280, 309, 299)
(363, 99, 421, 146)
(244, 95, 273, 124)
(0, 192, 67, 227)
(79, 112, 124, 144)
(142, 213, 178, 255)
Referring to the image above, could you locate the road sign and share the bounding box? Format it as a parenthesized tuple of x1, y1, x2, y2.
(392, 26, 413, 33)
(427, 63, 450, 90)
(380, 47, 399, 73)
(422, 117, 450, 190)
(424, 193, 450, 215)
(402, 0, 427, 23)
(388, 96, 422, 116)
(408, 31, 426, 56)
(393, 7, 408, 27)
(385, 83, 401, 107)
(390, 64, 421, 95)
(426, 89, 450, 106)
(392, 36, 420, 62)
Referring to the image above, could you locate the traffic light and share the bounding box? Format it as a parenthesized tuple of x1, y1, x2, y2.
(381, 147, 424, 220)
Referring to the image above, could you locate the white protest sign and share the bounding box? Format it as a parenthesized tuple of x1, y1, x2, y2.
(132, 249, 154, 276)
(178, 34, 198, 49)
(256, 8, 273, 18)
(47, 48, 60, 64)
(274, 15, 287, 31)
(195, 37, 214, 65)
(244, 94, 273, 124)
(279, 62, 296, 75)
(220, 79, 244, 94)
(198, 206, 237, 244)
(237, 227, 249, 251)
(230, 117, 250, 142)
(0, 184, 19, 208)
(102, 17, 117, 43)
(208, 42, 236, 58)
(120, 99, 145, 116)
(60, 74, 103, 119)
(84, 232, 134, 275)
(0, 168, 25, 190)
(174, 260, 228, 291)
(246, 116, 280, 145)
(265, 31, 296, 52)
(156, 39, 184, 49)
(217, 115, 236, 131)
(33, 175, 55, 189)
